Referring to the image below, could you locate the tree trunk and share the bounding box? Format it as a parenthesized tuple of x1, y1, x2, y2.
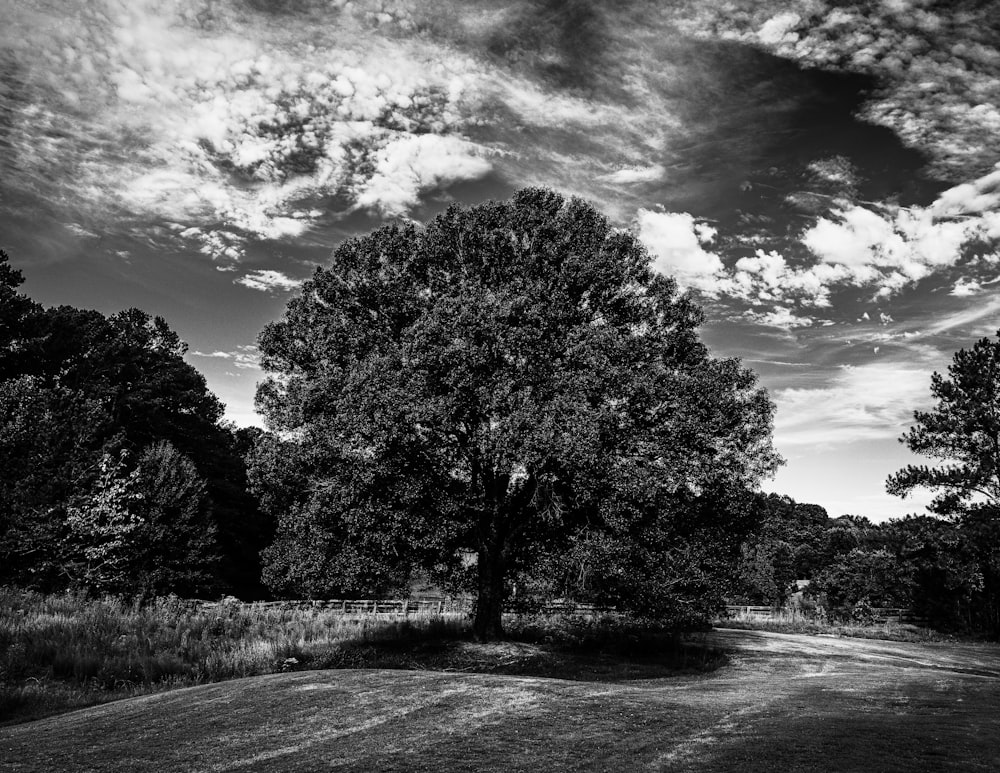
(473, 541, 506, 641)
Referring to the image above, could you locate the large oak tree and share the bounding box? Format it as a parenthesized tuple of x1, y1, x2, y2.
(255, 189, 780, 639)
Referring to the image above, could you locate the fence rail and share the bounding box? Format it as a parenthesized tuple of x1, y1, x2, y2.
(196, 597, 617, 616)
(194, 598, 927, 625)
(198, 598, 472, 615)
(723, 605, 925, 625)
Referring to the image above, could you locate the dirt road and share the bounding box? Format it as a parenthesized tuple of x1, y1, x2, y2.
(2, 629, 998, 772)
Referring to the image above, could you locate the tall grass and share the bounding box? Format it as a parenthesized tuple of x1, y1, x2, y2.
(0, 588, 469, 725)
(718, 608, 947, 643)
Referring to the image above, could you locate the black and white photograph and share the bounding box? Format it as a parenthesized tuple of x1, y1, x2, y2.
(1, 1, 999, 770)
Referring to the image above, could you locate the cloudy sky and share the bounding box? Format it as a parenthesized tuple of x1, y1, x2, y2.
(3, 0, 1000, 521)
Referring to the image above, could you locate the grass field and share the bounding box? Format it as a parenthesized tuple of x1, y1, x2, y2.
(2, 628, 998, 772)
(0, 589, 719, 726)
(0, 589, 471, 725)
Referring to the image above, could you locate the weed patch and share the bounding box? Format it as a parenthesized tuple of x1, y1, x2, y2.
(0, 590, 720, 726)
(718, 608, 957, 643)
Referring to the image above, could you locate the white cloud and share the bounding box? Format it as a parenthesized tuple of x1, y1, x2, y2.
(758, 12, 801, 46)
(601, 165, 666, 185)
(931, 163, 1000, 217)
(801, 202, 979, 296)
(728, 250, 843, 308)
(355, 134, 492, 216)
(917, 295, 1000, 338)
(749, 307, 815, 330)
(235, 269, 303, 293)
(950, 278, 982, 297)
(637, 210, 725, 292)
(0, 0, 497, 261)
(773, 359, 937, 448)
(631, 159, 1000, 311)
(191, 344, 261, 369)
(233, 345, 262, 370)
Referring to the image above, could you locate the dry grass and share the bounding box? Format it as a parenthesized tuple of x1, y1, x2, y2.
(0, 589, 721, 727)
(718, 608, 951, 643)
(0, 588, 470, 725)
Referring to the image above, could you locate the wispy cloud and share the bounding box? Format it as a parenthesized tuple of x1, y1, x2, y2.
(601, 165, 666, 185)
(191, 344, 261, 369)
(772, 357, 940, 449)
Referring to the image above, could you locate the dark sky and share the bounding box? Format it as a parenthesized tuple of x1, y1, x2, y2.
(3, 0, 1000, 520)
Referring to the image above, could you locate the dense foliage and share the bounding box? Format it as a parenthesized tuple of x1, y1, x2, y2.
(252, 189, 781, 638)
(887, 331, 1000, 518)
(735, 493, 1000, 638)
(0, 250, 267, 598)
(883, 333, 1000, 636)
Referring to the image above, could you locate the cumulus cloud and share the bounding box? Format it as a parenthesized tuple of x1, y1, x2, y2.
(631, 158, 1000, 315)
(355, 134, 492, 216)
(748, 306, 815, 330)
(950, 278, 982, 297)
(757, 12, 801, 46)
(801, 205, 970, 292)
(739, 163, 1000, 307)
(235, 269, 303, 293)
(726, 250, 843, 308)
(637, 210, 725, 293)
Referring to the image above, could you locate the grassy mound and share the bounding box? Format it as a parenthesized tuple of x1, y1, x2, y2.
(3, 629, 999, 772)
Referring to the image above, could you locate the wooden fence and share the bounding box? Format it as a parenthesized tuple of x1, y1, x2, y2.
(196, 598, 926, 625)
(197, 597, 615, 616)
(723, 605, 925, 625)
(199, 598, 471, 614)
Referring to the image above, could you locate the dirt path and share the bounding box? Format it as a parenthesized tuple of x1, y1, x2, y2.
(2, 629, 998, 772)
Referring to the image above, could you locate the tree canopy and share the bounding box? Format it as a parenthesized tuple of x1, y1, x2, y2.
(886, 332, 1000, 636)
(888, 331, 1000, 517)
(254, 188, 781, 639)
(0, 250, 268, 597)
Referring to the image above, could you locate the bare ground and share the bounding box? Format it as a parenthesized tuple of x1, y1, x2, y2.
(2, 628, 998, 772)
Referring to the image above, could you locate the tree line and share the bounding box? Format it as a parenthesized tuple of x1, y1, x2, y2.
(0, 251, 269, 598)
(735, 495, 1000, 635)
(2, 188, 998, 640)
